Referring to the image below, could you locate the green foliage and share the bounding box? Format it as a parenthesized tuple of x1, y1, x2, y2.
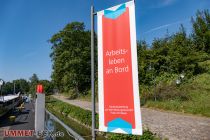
(140, 73, 190, 104)
(27, 74, 54, 95)
(145, 73, 210, 117)
(29, 73, 39, 84)
(138, 27, 209, 103)
(0, 76, 53, 97)
(1, 82, 13, 95)
(39, 80, 54, 94)
(77, 90, 92, 101)
(1, 79, 29, 95)
(107, 130, 156, 140)
(13, 79, 30, 93)
(66, 89, 78, 99)
(137, 10, 210, 112)
(192, 10, 210, 53)
(29, 73, 39, 94)
(49, 22, 93, 96)
(47, 10, 210, 103)
(46, 96, 95, 127)
(138, 10, 210, 88)
(46, 96, 159, 139)
(198, 60, 210, 73)
(155, 82, 190, 101)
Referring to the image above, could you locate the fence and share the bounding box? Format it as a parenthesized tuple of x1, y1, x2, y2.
(45, 109, 85, 140)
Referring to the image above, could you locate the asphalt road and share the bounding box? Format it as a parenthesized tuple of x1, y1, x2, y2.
(0, 102, 36, 140)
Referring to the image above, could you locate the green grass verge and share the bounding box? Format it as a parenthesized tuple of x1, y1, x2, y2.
(46, 96, 96, 127)
(144, 73, 210, 117)
(46, 96, 159, 140)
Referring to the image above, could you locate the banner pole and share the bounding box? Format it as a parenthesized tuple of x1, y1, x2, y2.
(91, 5, 96, 140)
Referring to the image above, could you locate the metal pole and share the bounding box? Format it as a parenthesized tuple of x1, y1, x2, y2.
(0, 80, 4, 101)
(14, 83, 16, 94)
(0, 85, 4, 102)
(0, 85, 1, 101)
(91, 5, 96, 140)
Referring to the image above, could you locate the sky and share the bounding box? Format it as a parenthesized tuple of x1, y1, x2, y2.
(0, 0, 209, 82)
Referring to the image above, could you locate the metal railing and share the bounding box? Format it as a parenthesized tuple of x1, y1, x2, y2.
(45, 109, 85, 140)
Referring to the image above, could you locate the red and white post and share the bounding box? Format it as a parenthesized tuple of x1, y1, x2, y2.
(35, 84, 45, 136)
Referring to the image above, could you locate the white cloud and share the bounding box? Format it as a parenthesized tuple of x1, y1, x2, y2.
(161, 0, 176, 6)
(148, 0, 177, 8)
(144, 21, 180, 34)
(144, 19, 189, 34)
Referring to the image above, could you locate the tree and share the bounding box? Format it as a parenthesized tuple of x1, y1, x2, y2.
(12, 79, 29, 94)
(137, 20, 208, 88)
(29, 74, 39, 85)
(192, 10, 210, 53)
(39, 80, 53, 94)
(50, 22, 91, 95)
(1, 82, 13, 95)
(29, 73, 39, 94)
(137, 40, 155, 85)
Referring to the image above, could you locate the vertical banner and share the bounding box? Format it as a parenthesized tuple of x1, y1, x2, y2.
(97, 1, 142, 135)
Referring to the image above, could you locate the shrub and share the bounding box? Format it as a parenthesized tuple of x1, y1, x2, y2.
(155, 82, 190, 101)
(46, 96, 159, 139)
(107, 129, 156, 140)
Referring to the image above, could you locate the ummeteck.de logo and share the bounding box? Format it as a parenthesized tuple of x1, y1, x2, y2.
(0, 129, 64, 138)
(3, 130, 34, 137)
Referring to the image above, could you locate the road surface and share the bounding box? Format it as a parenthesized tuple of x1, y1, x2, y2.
(53, 95, 210, 140)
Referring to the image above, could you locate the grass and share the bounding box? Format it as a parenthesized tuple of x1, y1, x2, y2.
(46, 105, 100, 140)
(199, 60, 210, 73)
(144, 73, 210, 117)
(57, 72, 210, 117)
(106, 130, 160, 140)
(57, 71, 210, 117)
(46, 96, 95, 127)
(77, 91, 92, 102)
(46, 96, 159, 140)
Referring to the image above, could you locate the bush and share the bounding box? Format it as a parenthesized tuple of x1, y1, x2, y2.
(68, 91, 78, 99)
(155, 82, 190, 101)
(63, 89, 78, 99)
(198, 60, 210, 73)
(140, 73, 191, 101)
(140, 85, 153, 106)
(107, 129, 156, 140)
(46, 96, 94, 126)
(46, 96, 159, 139)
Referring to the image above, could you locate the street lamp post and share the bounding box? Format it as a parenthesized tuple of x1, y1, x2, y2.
(0, 79, 4, 102)
(0, 80, 3, 91)
(14, 82, 16, 94)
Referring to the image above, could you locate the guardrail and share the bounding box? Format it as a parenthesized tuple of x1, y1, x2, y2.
(45, 109, 85, 140)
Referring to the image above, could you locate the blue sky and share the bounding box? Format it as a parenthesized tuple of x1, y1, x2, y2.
(0, 0, 209, 82)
